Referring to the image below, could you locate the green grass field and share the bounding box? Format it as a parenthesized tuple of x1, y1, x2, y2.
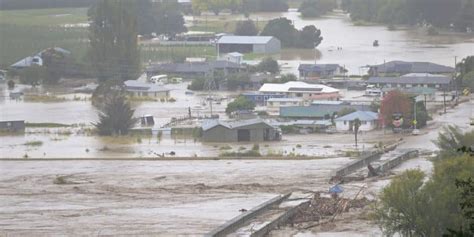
(0, 8, 88, 26)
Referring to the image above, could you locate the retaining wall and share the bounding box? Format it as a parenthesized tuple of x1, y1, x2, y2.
(205, 193, 291, 237)
(379, 150, 419, 173)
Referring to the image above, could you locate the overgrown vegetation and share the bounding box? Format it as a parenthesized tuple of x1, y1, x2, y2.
(342, 0, 474, 32)
(374, 128, 474, 236)
(24, 140, 44, 146)
(225, 95, 256, 114)
(298, 0, 336, 18)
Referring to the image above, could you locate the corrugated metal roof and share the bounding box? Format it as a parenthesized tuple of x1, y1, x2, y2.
(202, 118, 273, 131)
(267, 98, 303, 102)
(280, 104, 371, 118)
(370, 61, 454, 74)
(298, 64, 342, 72)
(217, 36, 276, 44)
(368, 73, 451, 85)
(335, 111, 378, 122)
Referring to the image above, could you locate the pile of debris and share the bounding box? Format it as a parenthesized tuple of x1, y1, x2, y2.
(290, 192, 372, 225)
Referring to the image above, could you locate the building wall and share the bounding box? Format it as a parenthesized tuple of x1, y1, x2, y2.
(266, 101, 306, 115)
(128, 91, 170, 99)
(202, 123, 278, 143)
(335, 120, 377, 132)
(202, 126, 237, 143)
(265, 38, 281, 54)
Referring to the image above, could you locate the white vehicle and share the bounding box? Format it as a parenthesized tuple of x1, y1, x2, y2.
(365, 85, 382, 97)
(149, 74, 168, 85)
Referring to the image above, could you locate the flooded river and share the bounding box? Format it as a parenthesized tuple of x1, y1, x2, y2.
(230, 10, 474, 74)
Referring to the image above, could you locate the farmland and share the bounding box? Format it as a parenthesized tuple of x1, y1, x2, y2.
(0, 8, 218, 67)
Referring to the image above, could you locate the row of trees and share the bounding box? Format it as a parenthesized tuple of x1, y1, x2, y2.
(457, 56, 474, 91)
(298, 0, 337, 18)
(343, 0, 474, 31)
(192, 0, 289, 15)
(375, 127, 474, 236)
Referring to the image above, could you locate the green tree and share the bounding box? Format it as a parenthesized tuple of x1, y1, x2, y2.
(227, 73, 251, 90)
(375, 169, 428, 237)
(435, 126, 474, 159)
(88, 0, 141, 82)
(462, 71, 474, 91)
(155, 1, 187, 38)
(225, 95, 255, 114)
(261, 17, 323, 48)
(7, 80, 15, 90)
(414, 100, 430, 128)
(19, 65, 43, 86)
(234, 20, 258, 36)
(94, 93, 137, 136)
(277, 73, 297, 83)
(299, 0, 337, 18)
(260, 17, 297, 47)
(375, 127, 474, 237)
(187, 77, 207, 91)
(353, 118, 361, 147)
(256, 57, 280, 74)
(296, 25, 323, 48)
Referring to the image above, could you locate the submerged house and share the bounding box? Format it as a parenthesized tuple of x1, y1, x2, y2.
(0, 120, 25, 133)
(298, 64, 346, 79)
(124, 80, 170, 98)
(201, 119, 281, 143)
(368, 61, 454, 76)
(335, 111, 379, 132)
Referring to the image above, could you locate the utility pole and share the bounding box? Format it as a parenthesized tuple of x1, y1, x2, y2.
(454, 56, 459, 103)
(443, 88, 447, 114)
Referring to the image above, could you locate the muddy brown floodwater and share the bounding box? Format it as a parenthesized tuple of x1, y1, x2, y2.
(0, 158, 350, 236)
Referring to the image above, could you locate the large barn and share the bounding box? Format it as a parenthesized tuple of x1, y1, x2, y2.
(217, 36, 281, 54)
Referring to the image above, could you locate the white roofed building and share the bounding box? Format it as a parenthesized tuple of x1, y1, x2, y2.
(217, 36, 281, 54)
(258, 81, 340, 101)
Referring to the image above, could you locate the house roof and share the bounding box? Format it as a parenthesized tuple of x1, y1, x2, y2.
(11, 56, 41, 68)
(10, 47, 71, 68)
(217, 36, 276, 45)
(370, 61, 454, 74)
(259, 81, 339, 94)
(146, 60, 244, 74)
(368, 73, 451, 85)
(298, 64, 342, 72)
(124, 80, 170, 93)
(202, 118, 273, 131)
(335, 111, 378, 122)
(280, 104, 371, 118)
(267, 98, 304, 102)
